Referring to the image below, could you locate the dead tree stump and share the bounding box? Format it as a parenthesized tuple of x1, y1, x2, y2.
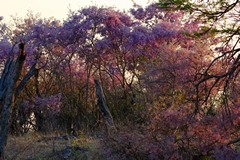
(94, 79, 116, 135)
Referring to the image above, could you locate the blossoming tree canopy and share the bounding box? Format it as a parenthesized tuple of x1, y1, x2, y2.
(1, 2, 239, 159)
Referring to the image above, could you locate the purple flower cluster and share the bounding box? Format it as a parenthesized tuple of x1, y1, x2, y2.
(23, 93, 62, 116)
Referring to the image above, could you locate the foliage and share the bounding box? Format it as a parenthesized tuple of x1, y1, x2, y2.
(157, 0, 240, 110)
(102, 103, 240, 159)
(98, 1, 240, 160)
(0, 1, 240, 159)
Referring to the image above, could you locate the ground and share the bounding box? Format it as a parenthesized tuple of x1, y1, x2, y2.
(5, 132, 106, 160)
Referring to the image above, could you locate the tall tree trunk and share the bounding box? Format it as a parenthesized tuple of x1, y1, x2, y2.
(33, 69, 44, 132)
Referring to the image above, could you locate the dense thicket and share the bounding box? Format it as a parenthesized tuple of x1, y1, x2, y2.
(0, 2, 240, 159)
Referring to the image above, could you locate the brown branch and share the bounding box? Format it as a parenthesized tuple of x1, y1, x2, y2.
(195, 53, 240, 112)
(227, 137, 240, 145)
(15, 63, 40, 99)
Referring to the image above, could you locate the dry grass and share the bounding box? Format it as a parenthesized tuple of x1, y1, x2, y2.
(4, 132, 106, 160)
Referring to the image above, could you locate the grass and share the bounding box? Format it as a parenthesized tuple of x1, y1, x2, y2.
(4, 132, 106, 160)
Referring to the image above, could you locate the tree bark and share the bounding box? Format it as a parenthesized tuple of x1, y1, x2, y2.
(15, 63, 39, 99)
(0, 43, 30, 159)
(94, 79, 115, 134)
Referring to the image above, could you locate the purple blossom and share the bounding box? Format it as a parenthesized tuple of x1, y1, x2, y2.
(130, 7, 146, 20)
(95, 39, 111, 51)
(152, 22, 179, 40)
(24, 93, 62, 116)
(129, 26, 150, 46)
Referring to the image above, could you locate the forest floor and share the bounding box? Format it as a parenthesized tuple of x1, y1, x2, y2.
(4, 132, 106, 160)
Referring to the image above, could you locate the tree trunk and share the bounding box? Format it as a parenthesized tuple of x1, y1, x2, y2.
(0, 43, 37, 159)
(33, 69, 45, 132)
(94, 79, 115, 134)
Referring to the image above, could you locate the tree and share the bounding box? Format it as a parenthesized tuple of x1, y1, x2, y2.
(0, 16, 42, 157)
(2, 3, 240, 158)
(100, 3, 240, 159)
(158, 0, 240, 113)
(0, 42, 40, 158)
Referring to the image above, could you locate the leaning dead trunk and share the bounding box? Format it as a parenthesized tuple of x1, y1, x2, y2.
(0, 43, 26, 158)
(0, 43, 39, 159)
(0, 43, 40, 159)
(94, 79, 115, 134)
